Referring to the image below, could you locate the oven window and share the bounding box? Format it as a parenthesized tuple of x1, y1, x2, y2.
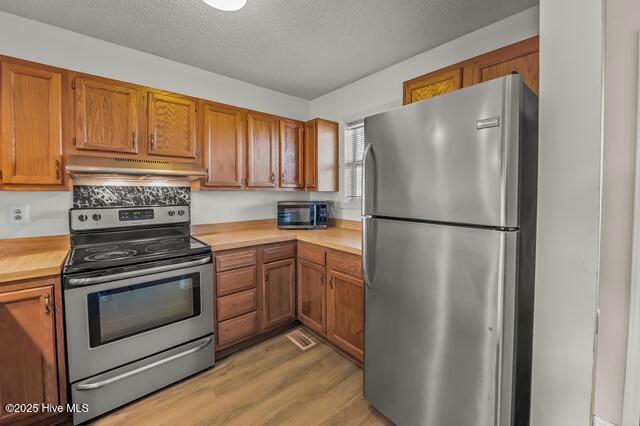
(87, 273, 201, 348)
(278, 206, 314, 226)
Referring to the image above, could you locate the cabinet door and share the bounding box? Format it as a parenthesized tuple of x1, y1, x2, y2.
(1, 62, 62, 185)
(74, 77, 139, 154)
(202, 103, 244, 188)
(147, 93, 198, 158)
(471, 36, 539, 95)
(403, 67, 462, 104)
(246, 112, 277, 187)
(279, 120, 304, 188)
(297, 259, 326, 334)
(303, 120, 317, 190)
(327, 269, 364, 361)
(0, 286, 58, 424)
(261, 258, 296, 332)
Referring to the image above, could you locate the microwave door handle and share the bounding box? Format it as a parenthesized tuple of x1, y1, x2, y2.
(67, 255, 211, 286)
(76, 336, 213, 391)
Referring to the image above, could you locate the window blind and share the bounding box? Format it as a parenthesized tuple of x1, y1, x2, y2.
(344, 120, 365, 200)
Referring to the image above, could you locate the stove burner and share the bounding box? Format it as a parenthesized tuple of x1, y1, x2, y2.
(86, 245, 119, 253)
(85, 250, 137, 262)
(145, 242, 190, 254)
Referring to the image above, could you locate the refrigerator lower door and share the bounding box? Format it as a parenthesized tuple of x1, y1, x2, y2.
(363, 217, 517, 426)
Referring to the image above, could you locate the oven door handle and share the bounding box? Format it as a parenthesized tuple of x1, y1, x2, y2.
(67, 255, 211, 286)
(75, 336, 213, 391)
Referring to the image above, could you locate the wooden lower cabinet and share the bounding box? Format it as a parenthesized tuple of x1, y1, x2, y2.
(297, 258, 326, 335)
(261, 258, 296, 332)
(297, 242, 364, 362)
(214, 242, 297, 352)
(214, 240, 363, 362)
(326, 269, 364, 361)
(0, 277, 66, 426)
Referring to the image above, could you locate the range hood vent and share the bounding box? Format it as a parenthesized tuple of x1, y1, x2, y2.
(66, 155, 206, 180)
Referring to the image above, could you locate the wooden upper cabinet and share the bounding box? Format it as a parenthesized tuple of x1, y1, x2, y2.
(201, 102, 245, 188)
(0, 286, 58, 425)
(1, 62, 63, 186)
(403, 36, 539, 105)
(279, 119, 304, 188)
(261, 258, 296, 332)
(297, 258, 326, 335)
(147, 92, 198, 159)
(304, 119, 339, 192)
(303, 120, 317, 190)
(403, 68, 463, 104)
(470, 36, 539, 95)
(73, 77, 140, 154)
(326, 268, 364, 361)
(246, 112, 278, 188)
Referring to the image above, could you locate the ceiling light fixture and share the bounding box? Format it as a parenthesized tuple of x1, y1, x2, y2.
(202, 0, 247, 11)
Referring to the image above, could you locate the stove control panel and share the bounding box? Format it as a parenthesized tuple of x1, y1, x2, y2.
(70, 206, 190, 231)
(119, 208, 154, 221)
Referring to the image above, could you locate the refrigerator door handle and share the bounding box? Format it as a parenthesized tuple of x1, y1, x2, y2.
(362, 143, 375, 216)
(362, 215, 374, 288)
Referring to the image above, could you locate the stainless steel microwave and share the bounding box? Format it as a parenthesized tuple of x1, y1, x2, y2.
(277, 201, 329, 229)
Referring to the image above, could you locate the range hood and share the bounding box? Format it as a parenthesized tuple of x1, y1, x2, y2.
(66, 155, 207, 180)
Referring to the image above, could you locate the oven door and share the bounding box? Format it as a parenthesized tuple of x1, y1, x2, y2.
(278, 203, 316, 228)
(64, 255, 214, 383)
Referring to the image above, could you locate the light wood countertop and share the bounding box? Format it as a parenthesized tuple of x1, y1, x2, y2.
(194, 220, 361, 255)
(0, 220, 361, 284)
(0, 235, 69, 283)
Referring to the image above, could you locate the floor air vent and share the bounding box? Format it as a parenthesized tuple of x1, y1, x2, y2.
(286, 329, 317, 351)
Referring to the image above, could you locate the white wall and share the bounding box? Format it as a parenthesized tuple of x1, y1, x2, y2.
(595, 1, 640, 425)
(530, 1, 604, 426)
(0, 11, 310, 239)
(309, 6, 540, 220)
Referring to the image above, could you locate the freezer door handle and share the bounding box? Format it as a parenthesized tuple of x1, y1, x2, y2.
(362, 215, 374, 289)
(362, 143, 375, 216)
(75, 336, 213, 391)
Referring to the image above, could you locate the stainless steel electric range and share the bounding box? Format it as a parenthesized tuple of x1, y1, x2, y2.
(63, 205, 214, 424)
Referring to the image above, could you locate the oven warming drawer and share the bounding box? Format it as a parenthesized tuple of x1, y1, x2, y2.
(71, 335, 214, 424)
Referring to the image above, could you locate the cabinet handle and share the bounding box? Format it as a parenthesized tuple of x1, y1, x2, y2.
(280, 172, 285, 183)
(150, 134, 156, 151)
(265, 271, 269, 283)
(132, 131, 136, 149)
(321, 273, 325, 286)
(270, 172, 275, 183)
(329, 277, 334, 289)
(55, 160, 61, 180)
(44, 294, 51, 315)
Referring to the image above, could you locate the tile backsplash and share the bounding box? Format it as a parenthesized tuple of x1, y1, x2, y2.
(73, 185, 190, 208)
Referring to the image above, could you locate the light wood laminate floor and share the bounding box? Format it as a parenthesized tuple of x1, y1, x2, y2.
(94, 329, 392, 425)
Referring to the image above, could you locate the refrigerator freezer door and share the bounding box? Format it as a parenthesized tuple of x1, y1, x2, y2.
(363, 75, 523, 228)
(363, 218, 517, 426)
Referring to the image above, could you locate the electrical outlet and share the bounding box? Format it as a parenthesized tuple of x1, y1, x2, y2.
(8, 205, 29, 224)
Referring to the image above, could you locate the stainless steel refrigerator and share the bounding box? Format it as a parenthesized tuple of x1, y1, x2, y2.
(362, 75, 538, 426)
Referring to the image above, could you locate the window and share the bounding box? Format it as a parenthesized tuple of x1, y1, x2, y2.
(343, 120, 365, 207)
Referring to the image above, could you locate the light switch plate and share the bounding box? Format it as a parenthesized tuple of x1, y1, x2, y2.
(8, 205, 29, 224)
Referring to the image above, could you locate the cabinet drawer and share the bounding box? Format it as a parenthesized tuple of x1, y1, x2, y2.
(217, 311, 258, 347)
(217, 266, 256, 296)
(262, 242, 296, 263)
(327, 251, 362, 279)
(217, 289, 257, 322)
(215, 248, 257, 272)
(298, 242, 326, 265)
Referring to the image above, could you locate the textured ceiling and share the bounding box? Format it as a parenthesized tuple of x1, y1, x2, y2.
(0, 0, 538, 99)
